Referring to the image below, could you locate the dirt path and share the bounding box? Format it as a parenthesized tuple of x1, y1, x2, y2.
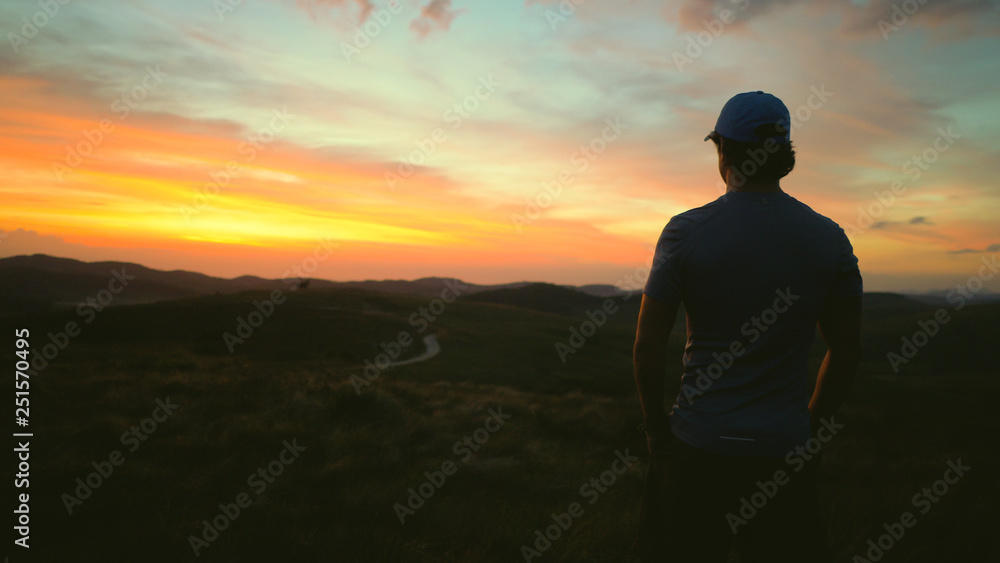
(389, 334, 440, 367)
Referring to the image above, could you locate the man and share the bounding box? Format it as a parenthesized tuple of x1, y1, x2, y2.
(631, 91, 863, 562)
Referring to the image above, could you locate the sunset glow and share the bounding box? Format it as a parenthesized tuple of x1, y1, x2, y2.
(2, 0, 998, 291)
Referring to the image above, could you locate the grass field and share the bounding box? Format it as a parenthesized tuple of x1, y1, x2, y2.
(4, 286, 998, 562)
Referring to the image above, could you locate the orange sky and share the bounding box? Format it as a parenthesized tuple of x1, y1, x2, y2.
(1, 1, 998, 292)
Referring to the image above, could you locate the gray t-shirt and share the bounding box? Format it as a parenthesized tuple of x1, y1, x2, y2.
(643, 190, 862, 457)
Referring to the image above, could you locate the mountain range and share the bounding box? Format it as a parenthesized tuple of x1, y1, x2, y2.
(1, 253, 996, 314)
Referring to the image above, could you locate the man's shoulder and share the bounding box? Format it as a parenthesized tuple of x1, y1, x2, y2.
(661, 193, 847, 239)
(667, 198, 727, 230)
(784, 195, 845, 235)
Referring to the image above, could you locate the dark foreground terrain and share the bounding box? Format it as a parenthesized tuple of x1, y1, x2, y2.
(2, 281, 998, 562)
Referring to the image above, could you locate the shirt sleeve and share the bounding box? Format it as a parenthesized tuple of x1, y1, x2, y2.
(643, 216, 687, 303)
(833, 227, 863, 297)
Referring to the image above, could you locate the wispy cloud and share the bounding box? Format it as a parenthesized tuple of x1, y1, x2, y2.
(872, 216, 935, 229)
(291, 0, 374, 24)
(667, 0, 1000, 37)
(410, 0, 466, 38)
(948, 243, 1000, 255)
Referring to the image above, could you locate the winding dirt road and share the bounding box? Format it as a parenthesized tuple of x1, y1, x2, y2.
(388, 334, 440, 367)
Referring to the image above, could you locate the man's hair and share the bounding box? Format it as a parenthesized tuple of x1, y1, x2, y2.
(711, 124, 795, 185)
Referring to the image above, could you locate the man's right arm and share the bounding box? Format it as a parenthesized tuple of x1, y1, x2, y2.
(809, 295, 863, 427)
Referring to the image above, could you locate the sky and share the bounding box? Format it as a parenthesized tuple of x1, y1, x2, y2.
(1, 0, 998, 292)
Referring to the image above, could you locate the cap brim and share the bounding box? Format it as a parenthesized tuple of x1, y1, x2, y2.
(704, 131, 718, 142)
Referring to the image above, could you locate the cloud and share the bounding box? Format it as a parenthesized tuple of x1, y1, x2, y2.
(668, 0, 793, 32)
(947, 243, 1000, 254)
(410, 0, 466, 38)
(666, 0, 1000, 37)
(291, 0, 374, 23)
(288, 0, 468, 39)
(871, 216, 934, 229)
(838, 0, 1000, 36)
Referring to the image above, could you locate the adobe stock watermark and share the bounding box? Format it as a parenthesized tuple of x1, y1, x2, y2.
(340, 0, 405, 62)
(850, 458, 970, 562)
(843, 126, 959, 237)
(394, 407, 512, 524)
(52, 65, 169, 181)
(61, 397, 180, 515)
(222, 236, 340, 353)
(188, 438, 306, 556)
(554, 298, 621, 363)
(554, 243, 668, 362)
(712, 85, 832, 194)
(7, 0, 74, 54)
(678, 287, 799, 405)
(385, 74, 500, 192)
(213, 0, 249, 21)
(543, 0, 589, 30)
(878, 0, 930, 40)
(511, 116, 626, 233)
(726, 417, 844, 533)
(180, 107, 294, 222)
(886, 253, 997, 373)
(350, 279, 468, 393)
(786, 85, 833, 135)
(25, 268, 135, 375)
(672, 0, 749, 72)
(520, 449, 639, 561)
(615, 243, 667, 294)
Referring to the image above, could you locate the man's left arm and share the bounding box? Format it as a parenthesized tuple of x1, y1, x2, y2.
(633, 292, 681, 450)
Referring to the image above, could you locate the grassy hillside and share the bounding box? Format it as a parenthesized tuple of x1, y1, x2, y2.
(463, 282, 623, 315)
(3, 286, 997, 562)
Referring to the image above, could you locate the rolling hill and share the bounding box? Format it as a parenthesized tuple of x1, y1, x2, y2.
(0, 254, 607, 314)
(1, 256, 998, 562)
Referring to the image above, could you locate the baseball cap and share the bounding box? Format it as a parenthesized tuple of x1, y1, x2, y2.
(704, 91, 791, 144)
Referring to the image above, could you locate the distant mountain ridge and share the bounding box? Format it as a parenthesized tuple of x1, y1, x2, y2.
(1, 254, 980, 315)
(0, 254, 627, 313)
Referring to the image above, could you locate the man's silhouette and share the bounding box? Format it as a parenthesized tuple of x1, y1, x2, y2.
(631, 91, 863, 562)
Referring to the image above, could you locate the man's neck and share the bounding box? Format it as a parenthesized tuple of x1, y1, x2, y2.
(726, 181, 783, 194)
